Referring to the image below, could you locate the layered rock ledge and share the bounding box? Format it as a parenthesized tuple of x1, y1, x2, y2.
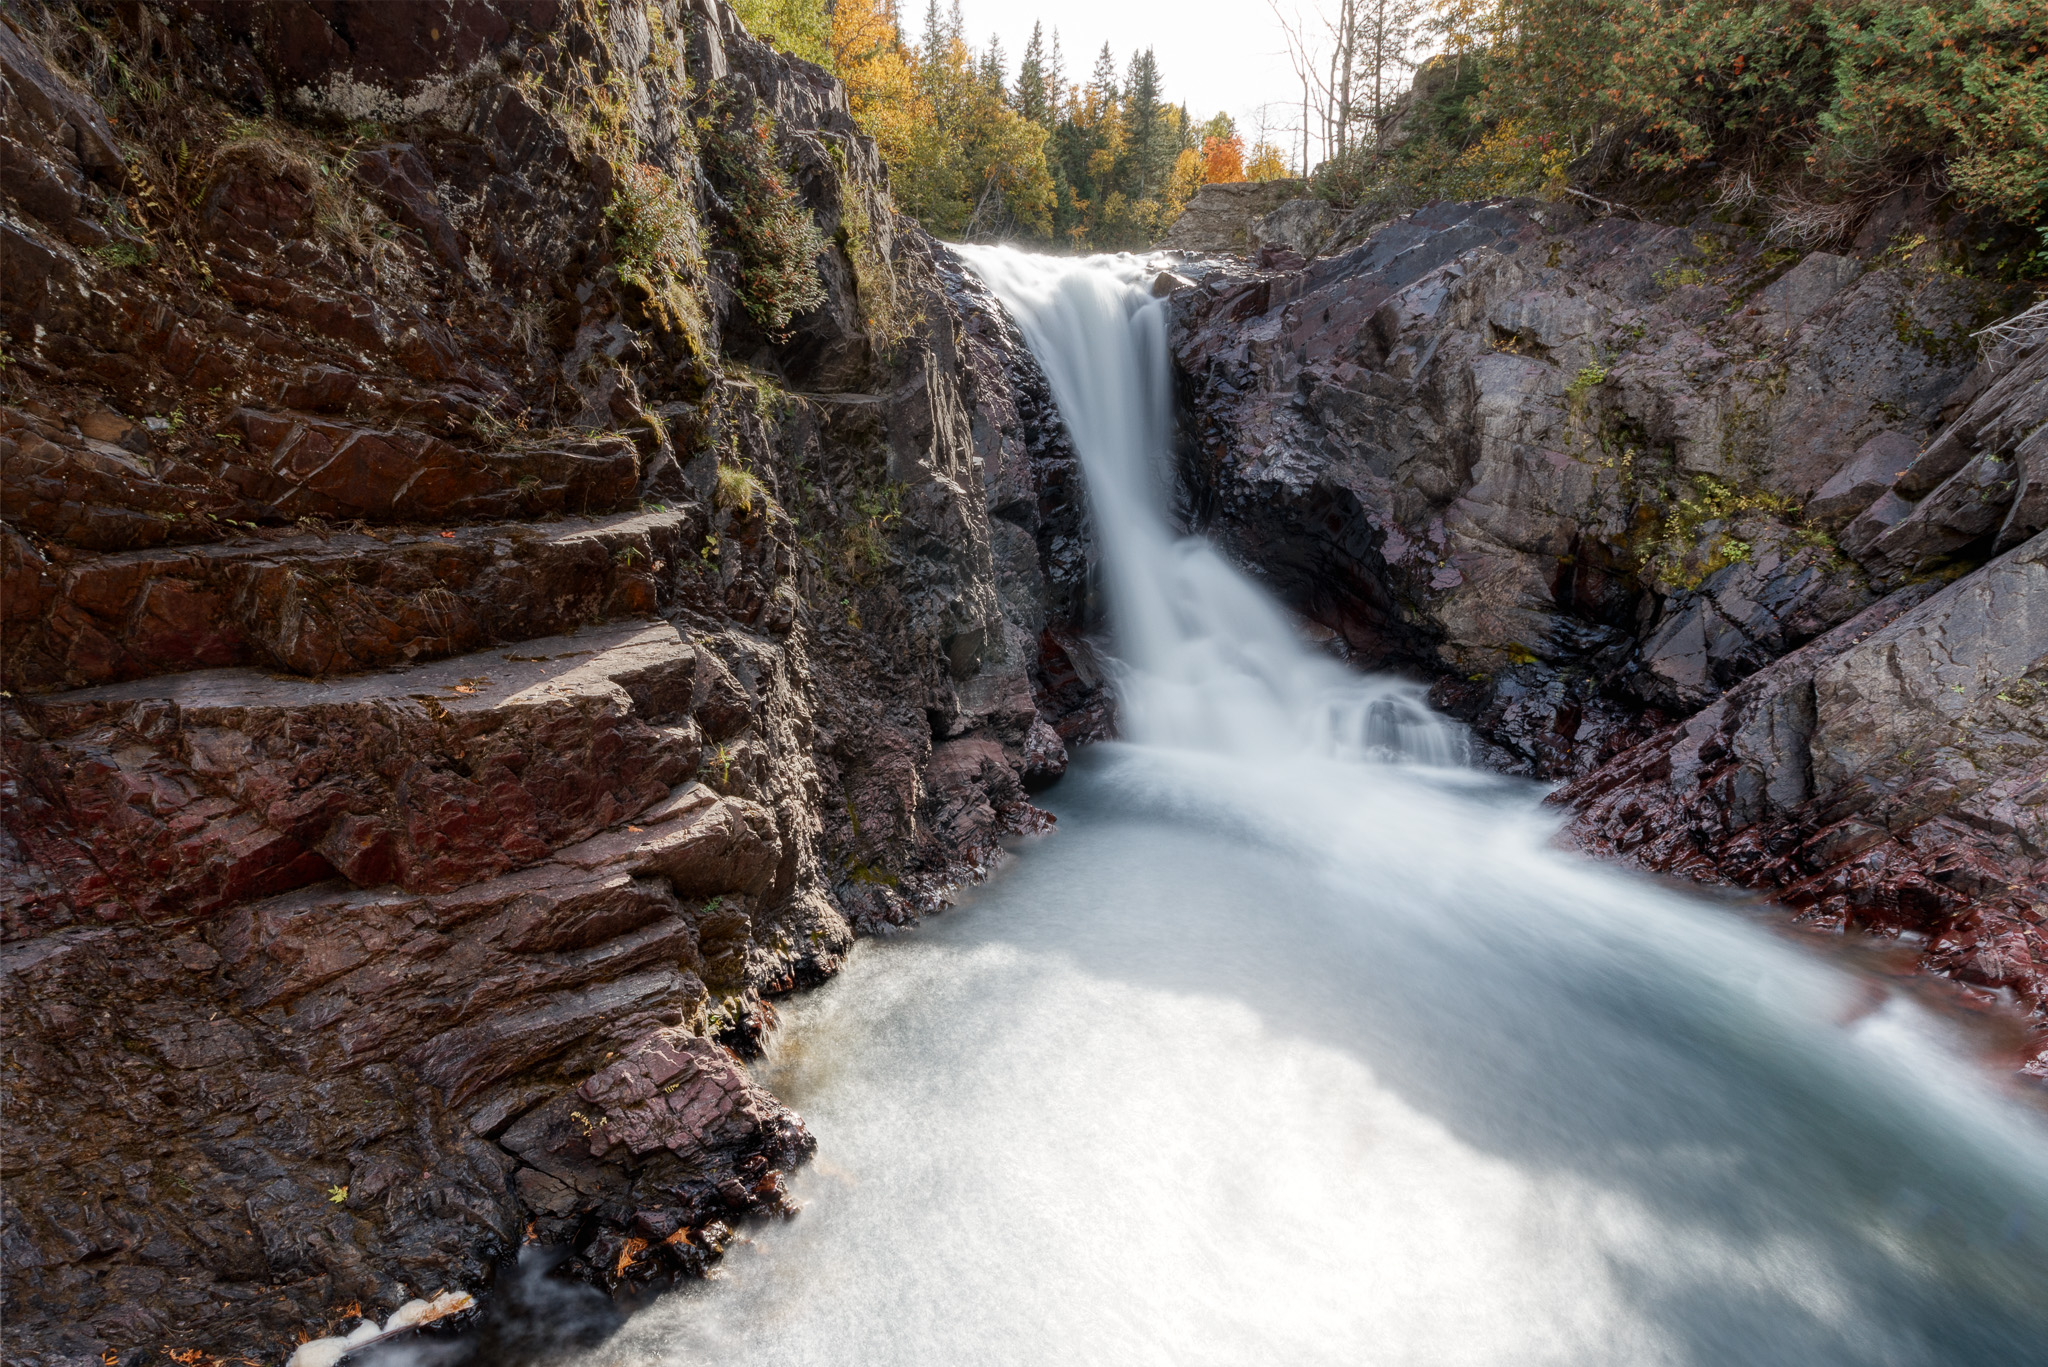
(0, 1, 1101, 1359)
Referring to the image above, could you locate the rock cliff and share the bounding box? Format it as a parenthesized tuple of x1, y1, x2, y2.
(1165, 197, 2046, 1070)
(0, 1, 1095, 1359)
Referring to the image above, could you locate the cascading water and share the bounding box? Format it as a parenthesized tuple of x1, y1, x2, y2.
(531, 250, 2048, 1367)
(955, 247, 1460, 764)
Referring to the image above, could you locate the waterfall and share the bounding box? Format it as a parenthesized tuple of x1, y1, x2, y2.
(957, 247, 1462, 764)
(545, 249, 2048, 1367)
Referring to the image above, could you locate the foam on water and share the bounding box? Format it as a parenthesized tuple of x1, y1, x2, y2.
(542, 250, 2048, 1367)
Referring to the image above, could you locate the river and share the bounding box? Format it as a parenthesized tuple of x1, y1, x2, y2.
(454, 249, 2048, 1366)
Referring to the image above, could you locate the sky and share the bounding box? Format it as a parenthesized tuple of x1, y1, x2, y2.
(949, 0, 1317, 167)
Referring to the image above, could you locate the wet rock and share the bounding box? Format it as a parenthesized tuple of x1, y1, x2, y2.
(1, 510, 698, 693)
(1559, 531, 2047, 1021)
(1806, 430, 1920, 530)
(8, 621, 713, 921)
(1167, 190, 2040, 1055)
(1633, 527, 1875, 711)
(1747, 251, 1862, 337)
(1858, 344, 2048, 579)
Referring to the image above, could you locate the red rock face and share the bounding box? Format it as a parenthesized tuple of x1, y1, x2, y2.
(0, 3, 1100, 1359)
(1557, 532, 2048, 1069)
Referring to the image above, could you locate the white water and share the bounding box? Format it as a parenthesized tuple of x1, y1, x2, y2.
(960, 248, 1460, 763)
(532, 250, 2048, 1367)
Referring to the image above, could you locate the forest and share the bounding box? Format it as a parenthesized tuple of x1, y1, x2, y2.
(737, 0, 2045, 271)
(733, 0, 1296, 249)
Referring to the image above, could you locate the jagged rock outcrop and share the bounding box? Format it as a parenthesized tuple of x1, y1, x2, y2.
(1158, 179, 1311, 255)
(1561, 531, 2046, 1037)
(0, 1, 1094, 1360)
(1163, 196, 2045, 1064)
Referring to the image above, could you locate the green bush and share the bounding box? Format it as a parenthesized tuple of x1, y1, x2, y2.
(1476, 0, 2047, 230)
(729, 0, 834, 70)
(700, 89, 829, 339)
(607, 160, 710, 348)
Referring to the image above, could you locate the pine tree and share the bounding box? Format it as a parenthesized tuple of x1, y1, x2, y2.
(1046, 30, 1066, 125)
(981, 34, 1006, 96)
(1118, 48, 1173, 201)
(1089, 43, 1118, 107)
(1016, 22, 1050, 126)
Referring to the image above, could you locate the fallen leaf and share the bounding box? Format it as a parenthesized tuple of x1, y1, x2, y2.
(439, 530, 457, 538)
(614, 1236, 649, 1277)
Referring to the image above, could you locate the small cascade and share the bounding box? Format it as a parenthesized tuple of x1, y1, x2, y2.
(956, 247, 1462, 765)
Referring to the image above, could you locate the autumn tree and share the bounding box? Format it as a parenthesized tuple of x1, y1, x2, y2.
(752, 0, 1283, 249)
(1247, 142, 1294, 180)
(1203, 133, 1247, 183)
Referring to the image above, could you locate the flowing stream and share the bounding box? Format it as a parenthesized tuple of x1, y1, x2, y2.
(550, 249, 2048, 1366)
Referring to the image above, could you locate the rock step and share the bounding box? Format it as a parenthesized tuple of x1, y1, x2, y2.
(2, 508, 701, 693)
(209, 777, 782, 1099)
(0, 401, 645, 553)
(4, 618, 762, 934)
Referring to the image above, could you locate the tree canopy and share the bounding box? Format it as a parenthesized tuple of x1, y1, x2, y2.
(735, 0, 1294, 249)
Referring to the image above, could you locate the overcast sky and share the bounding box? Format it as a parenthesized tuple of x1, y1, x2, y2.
(950, 0, 1314, 161)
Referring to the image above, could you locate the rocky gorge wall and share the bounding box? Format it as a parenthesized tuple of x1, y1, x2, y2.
(0, 2, 1106, 1360)
(1164, 196, 2047, 1074)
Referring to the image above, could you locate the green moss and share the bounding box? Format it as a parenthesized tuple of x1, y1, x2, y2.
(832, 144, 914, 352)
(1642, 473, 1800, 589)
(607, 161, 712, 355)
(839, 484, 900, 580)
(1565, 362, 1608, 404)
(89, 238, 154, 268)
(1655, 263, 1709, 291)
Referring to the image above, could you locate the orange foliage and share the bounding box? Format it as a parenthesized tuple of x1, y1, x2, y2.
(1201, 134, 1246, 184)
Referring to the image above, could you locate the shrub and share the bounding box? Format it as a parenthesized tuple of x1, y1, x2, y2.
(729, 0, 834, 70)
(700, 89, 829, 339)
(607, 161, 711, 350)
(1475, 0, 2047, 232)
(715, 462, 769, 514)
(832, 150, 914, 351)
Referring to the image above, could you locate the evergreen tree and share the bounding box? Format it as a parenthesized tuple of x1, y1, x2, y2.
(829, 8, 1227, 250)
(1016, 22, 1050, 126)
(1119, 48, 1169, 199)
(1046, 30, 1066, 124)
(981, 34, 1006, 96)
(1088, 43, 1118, 107)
